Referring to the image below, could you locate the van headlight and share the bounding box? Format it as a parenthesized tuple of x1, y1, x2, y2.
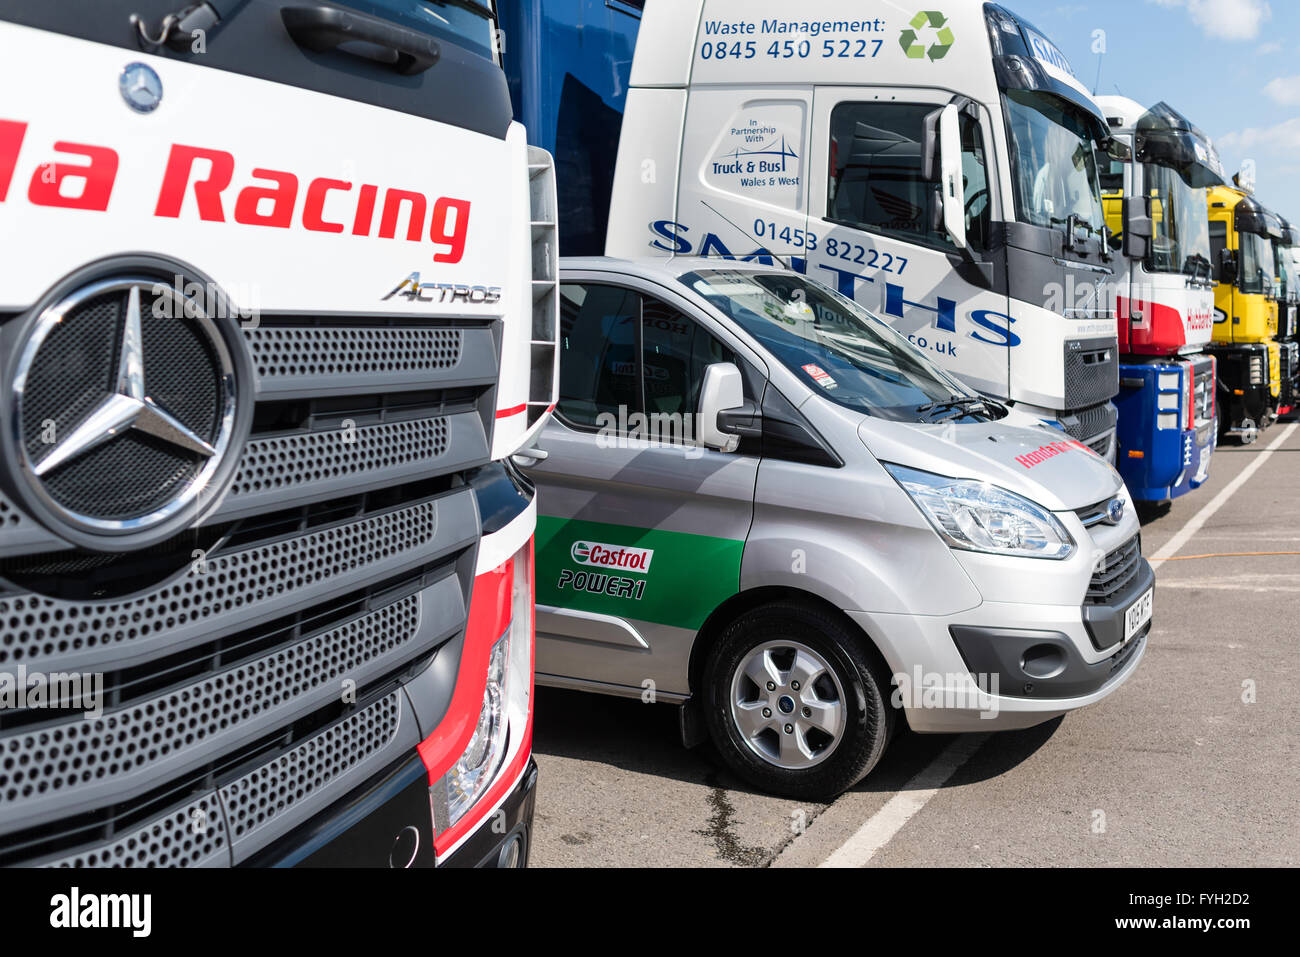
(884, 464, 1075, 560)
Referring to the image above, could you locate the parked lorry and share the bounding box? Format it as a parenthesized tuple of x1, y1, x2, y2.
(1096, 97, 1220, 503)
(506, 0, 1130, 459)
(1205, 180, 1281, 443)
(522, 256, 1151, 798)
(1269, 215, 1300, 416)
(0, 0, 558, 867)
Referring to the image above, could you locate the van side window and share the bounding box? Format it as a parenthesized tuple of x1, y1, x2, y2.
(642, 296, 737, 419)
(558, 283, 640, 428)
(827, 102, 990, 253)
(556, 283, 738, 441)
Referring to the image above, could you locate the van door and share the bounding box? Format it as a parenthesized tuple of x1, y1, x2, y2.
(524, 274, 764, 697)
(806, 86, 1011, 399)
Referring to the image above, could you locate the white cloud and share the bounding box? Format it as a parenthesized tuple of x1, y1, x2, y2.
(1149, 0, 1272, 41)
(1217, 117, 1300, 153)
(1259, 40, 1284, 54)
(1263, 75, 1300, 105)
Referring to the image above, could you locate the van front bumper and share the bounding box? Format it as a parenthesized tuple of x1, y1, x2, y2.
(846, 575, 1152, 734)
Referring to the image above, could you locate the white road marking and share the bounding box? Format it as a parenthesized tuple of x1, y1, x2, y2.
(1156, 577, 1300, 593)
(819, 735, 987, 868)
(799, 424, 1299, 869)
(1149, 422, 1299, 571)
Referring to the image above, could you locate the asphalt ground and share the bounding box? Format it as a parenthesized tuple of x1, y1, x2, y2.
(529, 424, 1300, 867)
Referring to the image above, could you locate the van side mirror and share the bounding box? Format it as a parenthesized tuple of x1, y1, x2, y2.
(1123, 195, 1152, 260)
(698, 362, 752, 452)
(1218, 247, 1237, 283)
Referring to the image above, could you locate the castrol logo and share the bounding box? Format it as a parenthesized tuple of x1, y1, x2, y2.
(570, 540, 654, 574)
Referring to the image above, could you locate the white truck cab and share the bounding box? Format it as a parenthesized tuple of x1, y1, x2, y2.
(524, 257, 1151, 799)
(606, 0, 1125, 459)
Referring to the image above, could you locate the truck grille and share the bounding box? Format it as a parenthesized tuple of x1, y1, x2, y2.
(1060, 401, 1118, 456)
(0, 309, 500, 866)
(1087, 534, 1142, 605)
(1063, 336, 1120, 410)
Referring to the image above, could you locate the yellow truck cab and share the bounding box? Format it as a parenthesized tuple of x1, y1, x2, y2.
(1206, 183, 1281, 442)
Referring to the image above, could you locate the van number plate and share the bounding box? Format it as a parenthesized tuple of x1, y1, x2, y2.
(1124, 587, 1154, 642)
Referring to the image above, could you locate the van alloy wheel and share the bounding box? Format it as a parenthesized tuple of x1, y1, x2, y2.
(729, 640, 846, 769)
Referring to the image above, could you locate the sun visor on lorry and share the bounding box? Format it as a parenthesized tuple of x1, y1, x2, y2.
(1280, 218, 1300, 247)
(1236, 195, 1283, 239)
(985, 4, 1117, 153)
(1135, 102, 1225, 189)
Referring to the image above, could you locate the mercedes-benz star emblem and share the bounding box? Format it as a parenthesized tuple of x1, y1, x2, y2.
(33, 287, 217, 477)
(119, 62, 163, 113)
(4, 273, 244, 549)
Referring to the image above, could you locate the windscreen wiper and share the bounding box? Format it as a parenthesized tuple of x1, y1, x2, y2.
(916, 395, 1003, 421)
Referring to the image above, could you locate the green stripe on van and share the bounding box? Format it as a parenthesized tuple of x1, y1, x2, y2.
(535, 515, 743, 631)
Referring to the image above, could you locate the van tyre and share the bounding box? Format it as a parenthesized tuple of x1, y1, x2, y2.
(702, 602, 893, 800)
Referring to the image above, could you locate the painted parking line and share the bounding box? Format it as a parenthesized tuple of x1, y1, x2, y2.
(818, 735, 988, 868)
(800, 424, 1299, 868)
(1148, 422, 1299, 571)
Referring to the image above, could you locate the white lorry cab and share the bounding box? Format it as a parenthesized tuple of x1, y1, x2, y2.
(522, 257, 1152, 799)
(604, 0, 1126, 460)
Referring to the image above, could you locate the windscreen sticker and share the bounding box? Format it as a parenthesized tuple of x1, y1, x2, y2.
(536, 516, 743, 630)
(801, 363, 838, 389)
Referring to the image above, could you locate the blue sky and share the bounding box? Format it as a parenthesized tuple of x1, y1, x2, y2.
(1012, 0, 1300, 222)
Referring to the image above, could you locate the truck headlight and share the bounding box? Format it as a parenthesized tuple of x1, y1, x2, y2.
(884, 463, 1075, 560)
(440, 632, 511, 826)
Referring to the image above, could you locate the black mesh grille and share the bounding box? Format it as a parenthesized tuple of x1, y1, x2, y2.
(21, 293, 118, 461)
(1087, 535, 1142, 605)
(139, 302, 220, 437)
(1060, 401, 1118, 445)
(1063, 336, 1120, 410)
(42, 432, 205, 520)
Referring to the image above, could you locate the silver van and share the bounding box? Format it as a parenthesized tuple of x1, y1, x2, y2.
(520, 257, 1152, 798)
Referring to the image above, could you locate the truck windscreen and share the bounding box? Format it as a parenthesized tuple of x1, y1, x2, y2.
(1237, 230, 1271, 296)
(1146, 164, 1211, 278)
(1004, 89, 1106, 241)
(681, 269, 1001, 423)
(340, 0, 498, 61)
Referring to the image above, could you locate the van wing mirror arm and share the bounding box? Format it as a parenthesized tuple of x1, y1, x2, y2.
(717, 399, 763, 439)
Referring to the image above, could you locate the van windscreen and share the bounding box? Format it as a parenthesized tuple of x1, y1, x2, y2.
(680, 269, 1003, 423)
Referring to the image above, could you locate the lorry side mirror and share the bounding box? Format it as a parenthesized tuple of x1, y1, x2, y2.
(1122, 195, 1152, 260)
(697, 362, 747, 453)
(936, 104, 967, 251)
(1218, 247, 1237, 283)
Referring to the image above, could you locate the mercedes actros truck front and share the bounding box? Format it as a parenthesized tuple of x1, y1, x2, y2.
(0, 0, 558, 868)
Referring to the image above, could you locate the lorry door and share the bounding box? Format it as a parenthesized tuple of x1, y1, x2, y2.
(525, 275, 763, 697)
(671, 85, 815, 273)
(805, 85, 1011, 400)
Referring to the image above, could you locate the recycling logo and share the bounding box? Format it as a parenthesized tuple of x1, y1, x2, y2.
(900, 10, 954, 61)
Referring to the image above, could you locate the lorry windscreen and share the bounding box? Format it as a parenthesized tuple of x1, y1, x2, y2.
(341, 0, 498, 61)
(1004, 89, 1106, 240)
(1146, 163, 1212, 278)
(680, 269, 999, 423)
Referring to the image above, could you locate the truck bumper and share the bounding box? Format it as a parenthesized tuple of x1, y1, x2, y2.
(438, 758, 538, 868)
(254, 754, 537, 868)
